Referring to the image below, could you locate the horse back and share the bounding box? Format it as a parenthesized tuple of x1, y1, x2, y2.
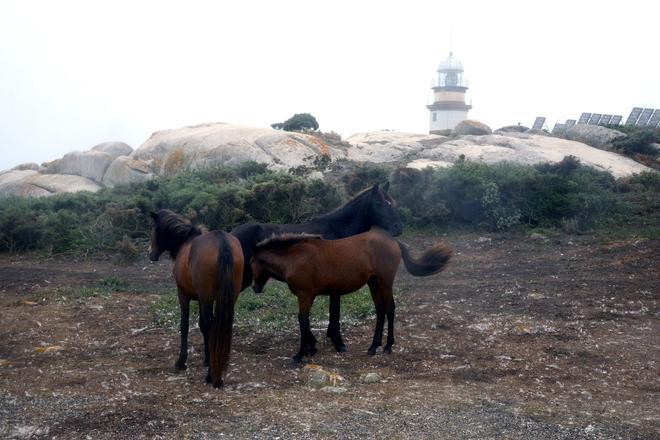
(285, 232, 398, 295)
(332, 230, 401, 285)
(187, 231, 243, 304)
(231, 222, 321, 291)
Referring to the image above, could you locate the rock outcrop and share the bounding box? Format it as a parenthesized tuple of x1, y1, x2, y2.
(91, 141, 133, 159)
(0, 122, 652, 199)
(132, 122, 346, 173)
(102, 156, 153, 188)
(345, 131, 446, 163)
(564, 124, 626, 148)
(0, 170, 102, 199)
(495, 125, 529, 133)
(454, 120, 492, 136)
(0, 141, 139, 198)
(344, 131, 650, 178)
(11, 163, 40, 171)
(54, 150, 114, 183)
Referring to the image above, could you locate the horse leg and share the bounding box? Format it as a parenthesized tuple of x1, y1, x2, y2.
(367, 279, 386, 356)
(199, 302, 214, 383)
(293, 295, 315, 363)
(326, 294, 347, 352)
(175, 291, 190, 370)
(199, 308, 210, 367)
(384, 294, 395, 354)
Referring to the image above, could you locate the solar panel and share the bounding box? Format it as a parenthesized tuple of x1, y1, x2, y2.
(610, 115, 623, 125)
(577, 113, 591, 125)
(588, 114, 602, 125)
(565, 119, 576, 129)
(625, 107, 643, 125)
(551, 123, 565, 134)
(647, 109, 660, 128)
(598, 115, 613, 125)
(532, 117, 546, 130)
(636, 108, 654, 126)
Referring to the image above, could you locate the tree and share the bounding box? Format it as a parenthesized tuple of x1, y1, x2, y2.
(271, 113, 319, 132)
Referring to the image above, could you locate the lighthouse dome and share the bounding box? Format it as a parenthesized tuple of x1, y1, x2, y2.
(437, 52, 463, 72)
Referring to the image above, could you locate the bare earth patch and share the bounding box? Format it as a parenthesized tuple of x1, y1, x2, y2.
(0, 231, 658, 439)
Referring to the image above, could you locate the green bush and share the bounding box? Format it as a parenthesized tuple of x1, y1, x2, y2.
(391, 156, 627, 231)
(610, 125, 660, 157)
(0, 158, 657, 255)
(271, 113, 319, 132)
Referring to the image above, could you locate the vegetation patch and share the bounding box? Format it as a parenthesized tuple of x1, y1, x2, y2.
(0, 158, 658, 256)
(150, 282, 380, 331)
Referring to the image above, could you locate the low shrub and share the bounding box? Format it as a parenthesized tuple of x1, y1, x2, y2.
(0, 158, 656, 255)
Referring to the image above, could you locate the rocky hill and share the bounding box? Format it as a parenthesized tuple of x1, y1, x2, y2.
(0, 121, 653, 198)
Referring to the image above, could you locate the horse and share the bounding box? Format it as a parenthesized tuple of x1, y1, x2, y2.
(149, 209, 244, 387)
(231, 183, 402, 353)
(250, 229, 451, 363)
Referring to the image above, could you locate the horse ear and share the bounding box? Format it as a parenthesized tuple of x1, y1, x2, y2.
(149, 211, 158, 221)
(372, 183, 379, 192)
(382, 181, 390, 192)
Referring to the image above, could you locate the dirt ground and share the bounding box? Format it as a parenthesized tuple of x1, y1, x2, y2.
(0, 231, 658, 439)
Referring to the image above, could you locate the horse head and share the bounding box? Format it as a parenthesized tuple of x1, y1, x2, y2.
(148, 210, 201, 261)
(249, 247, 270, 294)
(367, 182, 403, 237)
(149, 211, 165, 261)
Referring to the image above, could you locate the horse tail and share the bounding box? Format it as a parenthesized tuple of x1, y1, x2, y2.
(209, 232, 236, 387)
(398, 241, 452, 277)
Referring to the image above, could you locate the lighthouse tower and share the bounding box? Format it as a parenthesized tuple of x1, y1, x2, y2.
(427, 52, 471, 133)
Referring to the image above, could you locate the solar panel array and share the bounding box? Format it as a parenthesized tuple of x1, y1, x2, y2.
(577, 113, 591, 125)
(532, 117, 546, 130)
(552, 123, 566, 134)
(636, 108, 654, 126)
(542, 108, 657, 134)
(575, 110, 650, 127)
(610, 115, 623, 125)
(588, 113, 602, 125)
(626, 107, 644, 125)
(648, 110, 660, 128)
(624, 107, 660, 126)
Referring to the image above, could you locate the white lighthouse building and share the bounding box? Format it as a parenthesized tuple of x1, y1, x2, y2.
(427, 52, 471, 133)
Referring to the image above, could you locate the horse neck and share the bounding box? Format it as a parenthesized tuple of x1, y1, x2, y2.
(166, 228, 199, 260)
(315, 198, 370, 236)
(260, 250, 290, 279)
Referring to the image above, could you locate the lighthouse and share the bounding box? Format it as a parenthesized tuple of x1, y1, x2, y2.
(427, 52, 471, 133)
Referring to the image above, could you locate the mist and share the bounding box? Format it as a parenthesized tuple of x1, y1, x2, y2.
(1, 0, 658, 170)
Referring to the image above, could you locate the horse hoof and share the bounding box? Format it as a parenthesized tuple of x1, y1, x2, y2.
(292, 354, 304, 364)
(367, 348, 377, 356)
(308, 347, 317, 357)
(335, 345, 347, 353)
(213, 380, 224, 389)
(383, 347, 392, 355)
(205, 374, 212, 384)
(174, 362, 187, 371)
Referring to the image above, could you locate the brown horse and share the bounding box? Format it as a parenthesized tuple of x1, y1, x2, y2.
(149, 209, 243, 387)
(250, 229, 451, 362)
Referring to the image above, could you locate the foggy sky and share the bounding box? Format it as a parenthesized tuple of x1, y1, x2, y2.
(1, 0, 658, 171)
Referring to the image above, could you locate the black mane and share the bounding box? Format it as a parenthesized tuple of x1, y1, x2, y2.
(313, 186, 373, 220)
(152, 209, 203, 258)
(256, 233, 322, 251)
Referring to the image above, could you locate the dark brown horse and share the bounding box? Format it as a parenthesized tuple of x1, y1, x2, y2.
(250, 229, 451, 362)
(149, 209, 243, 387)
(232, 183, 402, 353)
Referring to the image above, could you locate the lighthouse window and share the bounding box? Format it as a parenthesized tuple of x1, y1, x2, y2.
(432, 112, 437, 122)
